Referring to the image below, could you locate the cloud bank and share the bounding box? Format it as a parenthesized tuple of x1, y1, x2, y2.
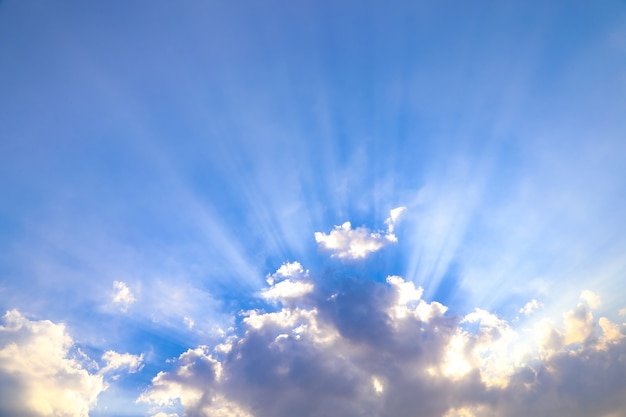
(140, 264, 626, 417)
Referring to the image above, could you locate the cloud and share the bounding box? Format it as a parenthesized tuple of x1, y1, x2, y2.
(138, 346, 253, 417)
(580, 290, 602, 309)
(261, 262, 313, 303)
(184, 317, 195, 329)
(99, 350, 144, 376)
(385, 206, 407, 233)
(112, 280, 136, 312)
(315, 207, 406, 259)
(140, 265, 626, 417)
(0, 310, 106, 417)
(562, 303, 596, 346)
(519, 299, 542, 316)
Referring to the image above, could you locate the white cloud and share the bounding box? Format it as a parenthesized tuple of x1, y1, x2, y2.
(139, 347, 254, 417)
(519, 299, 542, 316)
(139, 347, 217, 410)
(0, 310, 106, 417)
(112, 280, 136, 311)
(150, 413, 180, 417)
(385, 206, 407, 233)
(265, 262, 307, 285)
(580, 290, 602, 309)
(315, 207, 405, 260)
(460, 308, 522, 387)
(261, 280, 314, 301)
(598, 317, 624, 349)
(563, 303, 596, 345)
(261, 262, 313, 302)
(99, 350, 144, 376)
(386, 275, 447, 322)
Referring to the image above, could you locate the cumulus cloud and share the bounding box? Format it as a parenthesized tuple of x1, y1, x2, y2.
(99, 350, 144, 376)
(140, 263, 626, 417)
(0, 310, 106, 417)
(261, 262, 313, 302)
(138, 346, 253, 417)
(315, 207, 406, 259)
(112, 280, 136, 311)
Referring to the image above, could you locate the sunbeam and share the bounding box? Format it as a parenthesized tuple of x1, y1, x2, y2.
(1, 1, 625, 416)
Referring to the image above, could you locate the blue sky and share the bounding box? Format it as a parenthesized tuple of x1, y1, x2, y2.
(1, 1, 626, 416)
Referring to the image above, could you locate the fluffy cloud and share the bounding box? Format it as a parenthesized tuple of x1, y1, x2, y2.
(261, 262, 313, 302)
(315, 207, 406, 259)
(140, 262, 626, 417)
(99, 350, 144, 376)
(139, 346, 253, 417)
(0, 310, 106, 417)
(111, 280, 136, 311)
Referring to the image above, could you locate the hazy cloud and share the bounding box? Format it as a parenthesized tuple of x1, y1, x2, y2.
(519, 299, 542, 316)
(580, 290, 602, 309)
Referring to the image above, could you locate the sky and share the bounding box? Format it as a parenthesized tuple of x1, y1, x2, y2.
(1, 1, 626, 416)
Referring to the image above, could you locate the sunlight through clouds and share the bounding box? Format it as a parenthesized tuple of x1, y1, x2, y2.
(138, 253, 626, 417)
(134, 227, 626, 416)
(1, 1, 625, 416)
